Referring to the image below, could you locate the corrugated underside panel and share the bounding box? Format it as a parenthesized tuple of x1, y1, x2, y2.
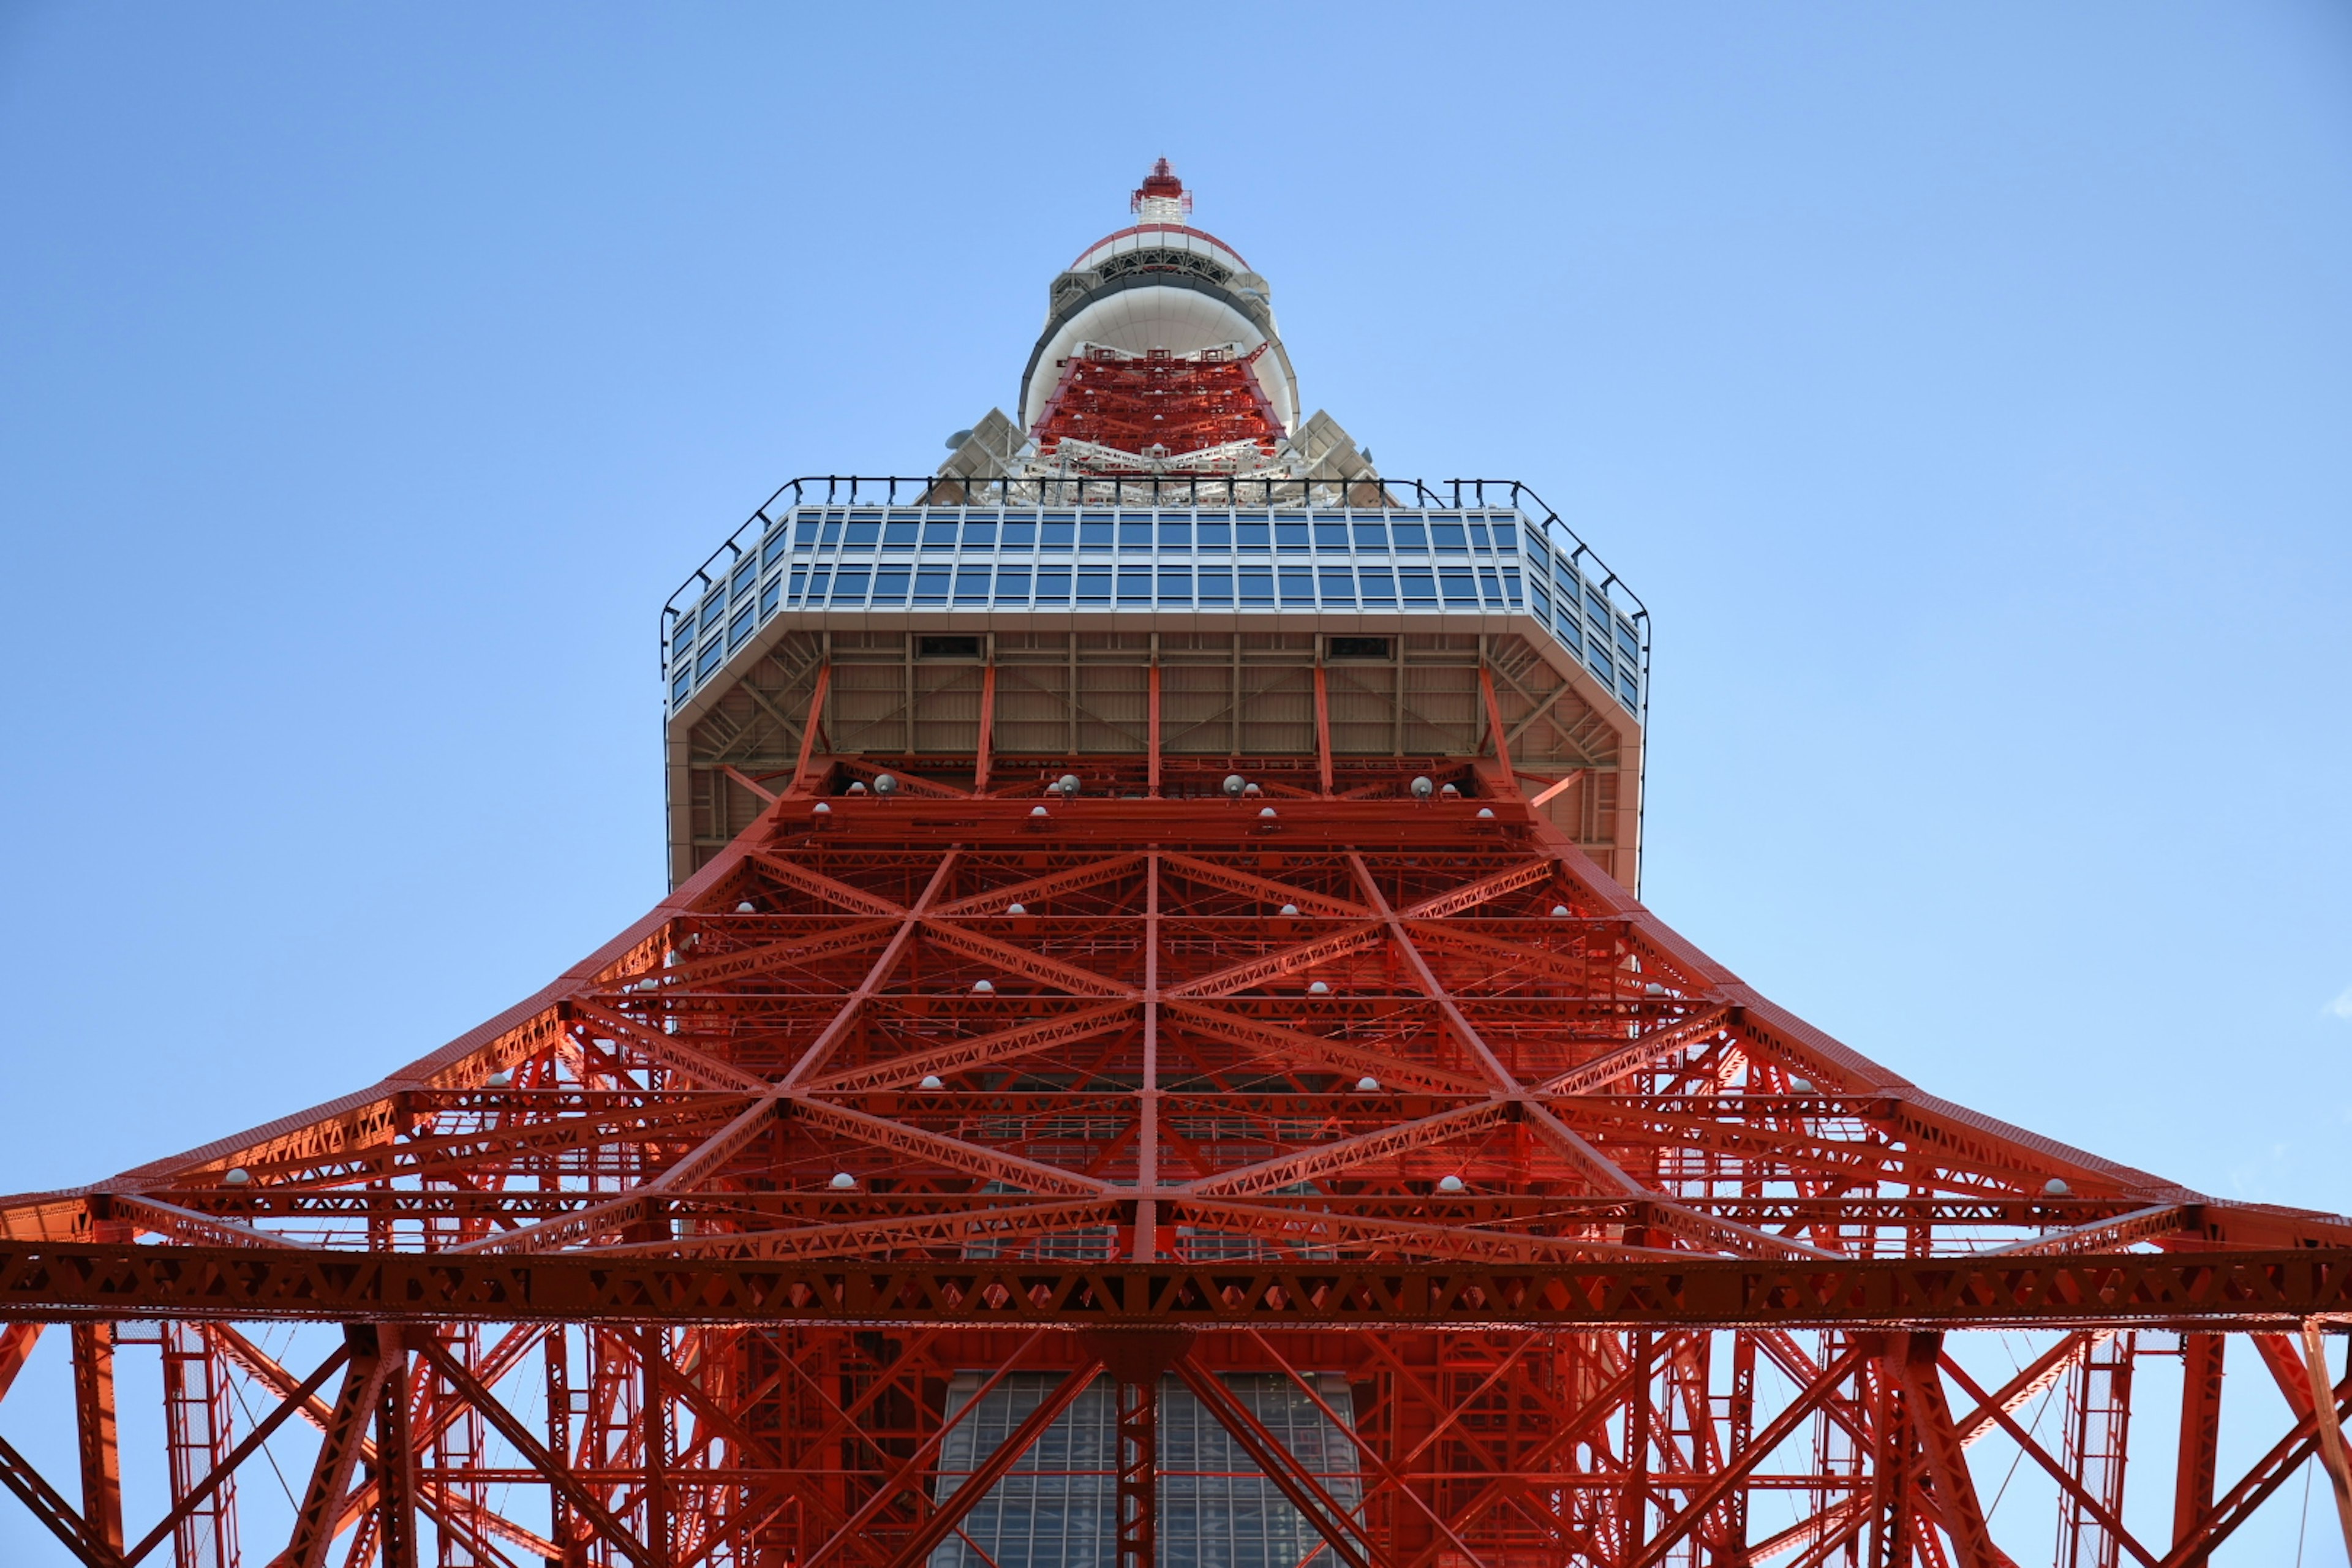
(676, 627, 1638, 884)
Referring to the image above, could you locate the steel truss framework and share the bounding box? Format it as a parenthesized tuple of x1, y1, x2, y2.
(6, 710, 2352, 1568)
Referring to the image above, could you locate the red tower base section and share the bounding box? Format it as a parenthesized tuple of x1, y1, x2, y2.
(4, 750, 2352, 1568)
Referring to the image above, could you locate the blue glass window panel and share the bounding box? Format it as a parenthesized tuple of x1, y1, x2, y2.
(732, 560, 757, 598)
(1492, 522, 1517, 548)
(1237, 520, 1271, 548)
(914, 569, 951, 603)
(806, 568, 829, 605)
(671, 622, 696, 660)
(1043, 520, 1076, 547)
(1440, 571, 1477, 605)
(922, 521, 957, 548)
(1468, 524, 1489, 548)
(1433, 523, 1469, 551)
(1588, 647, 1614, 681)
(1616, 622, 1640, 658)
(884, 521, 918, 546)
(1275, 522, 1310, 551)
(1401, 570, 1437, 603)
(1036, 570, 1071, 603)
(672, 672, 692, 705)
(1080, 521, 1113, 547)
(1392, 523, 1427, 549)
(833, 568, 870, 603)
(873, 570, 910, 604)
(1502, 570, 1522, 605)
(1240, 570, 1275, 603)
(1278, 568, 1314, 604)
(845, 520, 880, 546)
(1120, 520, 1152, 547)
(1479, 568, 1502, 602)
(1313, 522, 1348, 550)
(1158, 569, 1192, 603)
(1555, 561, 1578, 595)
(1360, 569, 1396, 605)
(955, 568, 990, 602)
(794, 519, 820, 545)
(1197, 520, 1231, 546)
(729, 604, 754, 645)
(1003, 521, 1035, 548)
(1078, 570, 1112, 603)
(997, 568, 1031, 601)
(763, 532, 791, 567)
(1586, 588, 1610, 621)
(701, 594, 728, 630)
(1554, 611, 1581, 650)
(1620, 673, 1640, 705)
(1159, 519, 1191, 546)
(1352, 522, 1387, 548)
(1529, 582, 1549, 618)
(786, 570, 806, 605)
(696, 639, 725, 679)
(1199, 569, 1234, 604)
(1117, 568, 1152, 603)
(1317, 568, 1354, 602)
(965, 520, 997, 546)
(821, 519, 842, 545)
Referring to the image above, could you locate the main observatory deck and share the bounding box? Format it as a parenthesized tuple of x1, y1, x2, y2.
(663, 479, 1652, 891)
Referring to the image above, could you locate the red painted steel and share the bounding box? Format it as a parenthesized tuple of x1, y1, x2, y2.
(2, 748, 2351, 1567)
(1030, 344, 1285, 464)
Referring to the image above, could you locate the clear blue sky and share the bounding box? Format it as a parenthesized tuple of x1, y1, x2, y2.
(2, 5, 2348, 1560)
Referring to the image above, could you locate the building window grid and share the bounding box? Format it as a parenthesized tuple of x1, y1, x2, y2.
(929, 1373, 1360, 1568)
(676, 505, 1642, 715)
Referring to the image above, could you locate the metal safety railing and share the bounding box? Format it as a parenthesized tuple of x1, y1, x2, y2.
(658, 477, 1652, 728)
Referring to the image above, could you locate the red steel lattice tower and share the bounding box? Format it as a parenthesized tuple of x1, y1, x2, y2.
(5, 160, 2352, 1568)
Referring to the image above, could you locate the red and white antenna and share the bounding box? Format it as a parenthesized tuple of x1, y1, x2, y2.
(1129, 156, 1192, 221)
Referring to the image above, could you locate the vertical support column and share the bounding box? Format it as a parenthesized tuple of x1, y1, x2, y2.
(1867, 1343, 1914, 1568)
(1311, 660, 1334, 796)
(376, 1337, 420, 1568)
(69, 1322, 123, 1556)
(1114, 1373, 1159, 1568)
(1147, 653, 1163, 797)
(2171, 1333, 2224, 1568)
(1623, 1330, 1652, 1562)
(642, 1325, 671, 1568)
(1134, 853, 1159, 1261)
(1714, 1332, 1756, 1567)
(975, 657, 998, 795)
(546, 1325, 581, 1567)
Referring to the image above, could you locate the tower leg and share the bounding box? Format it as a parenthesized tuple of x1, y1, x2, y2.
(2171, 1333, 2224, 1568)
(1114, 1373, 1158, 1568)
(70, 1322, 124, 1556)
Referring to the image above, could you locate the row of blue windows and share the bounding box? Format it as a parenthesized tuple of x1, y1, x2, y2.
(780, 515, 1520, 555)
(775, 564, 1524, 611)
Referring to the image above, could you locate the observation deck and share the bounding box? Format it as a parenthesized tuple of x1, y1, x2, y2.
(662, 478, 1650, 892)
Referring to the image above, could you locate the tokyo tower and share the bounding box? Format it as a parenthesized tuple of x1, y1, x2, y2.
(4, 157, 2352, 1568)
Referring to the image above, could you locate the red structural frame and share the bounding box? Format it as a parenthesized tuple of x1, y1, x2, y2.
(4, 690, 2352, 1568)
(1030, 344, 1285, 465)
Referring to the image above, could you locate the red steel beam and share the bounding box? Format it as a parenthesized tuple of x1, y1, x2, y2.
(7, 1243, 2352, 1328)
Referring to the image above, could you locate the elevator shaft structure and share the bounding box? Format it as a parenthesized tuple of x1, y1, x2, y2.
(5, 160, 2352, 1568)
